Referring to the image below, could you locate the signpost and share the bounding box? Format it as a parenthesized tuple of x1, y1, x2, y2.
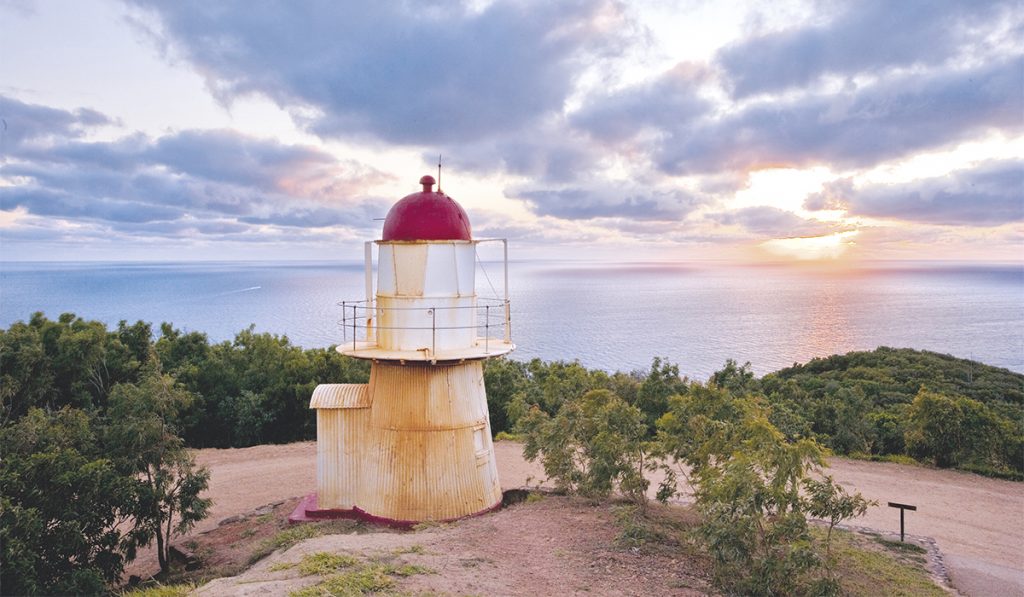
(888, 502, 917, 542)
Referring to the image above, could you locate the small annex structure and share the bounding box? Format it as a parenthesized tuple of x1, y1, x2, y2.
(292, 175, 514, 526)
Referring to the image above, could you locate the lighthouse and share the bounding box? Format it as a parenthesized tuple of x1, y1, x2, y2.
(297, 175, 514, 525)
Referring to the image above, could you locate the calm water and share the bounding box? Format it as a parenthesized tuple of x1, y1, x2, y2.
(1, 260, 1022, 378)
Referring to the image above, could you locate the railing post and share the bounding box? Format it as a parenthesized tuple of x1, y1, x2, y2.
(341, 301, 347, 342)
(352, 304, 357, 350)
(485, 305, 490, 354)
(504, 300, 511, 342)
(431, 308, 436, 357)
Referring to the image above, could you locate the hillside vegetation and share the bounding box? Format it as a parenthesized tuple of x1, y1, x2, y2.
(3, 312, 1018, 594)
(486, 350, 1023, 480)
(3, 313, 1021, 474)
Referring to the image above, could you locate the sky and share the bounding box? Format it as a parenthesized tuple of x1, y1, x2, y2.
(0, 0, 1021, 263)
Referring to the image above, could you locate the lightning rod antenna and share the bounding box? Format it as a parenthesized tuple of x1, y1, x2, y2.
(437, 154, 442, 194)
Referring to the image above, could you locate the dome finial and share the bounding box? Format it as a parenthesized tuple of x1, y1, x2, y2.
(419, 175, 435, 192)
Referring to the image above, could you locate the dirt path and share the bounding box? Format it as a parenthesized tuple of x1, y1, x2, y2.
(185, 441, 1023, 596)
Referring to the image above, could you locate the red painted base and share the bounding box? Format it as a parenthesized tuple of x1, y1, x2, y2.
(288, 493, 502, 529)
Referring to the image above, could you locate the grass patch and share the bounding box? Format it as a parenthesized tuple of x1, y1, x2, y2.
(289, 564, 395, 597)
(389, 563, 436, 577)
(122, 582, 196, 597)
(268, 562, 296, 572)
(390, 545, 425, 555)
(959, 463, 1024, 481)
(410, 520, 447, 531)
(872, 537, 928, 555)
(825, 528, 944, 597)
(298, 552, 360, 576)
(525, 492, 545, 504)
(250, 524, 323, 564)
(848, 452, 921, 467)
(287, 558, 436, 596)
(493, 431, 522, 442)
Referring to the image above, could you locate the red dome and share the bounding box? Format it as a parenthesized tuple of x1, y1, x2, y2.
(381, 175, 472, 241)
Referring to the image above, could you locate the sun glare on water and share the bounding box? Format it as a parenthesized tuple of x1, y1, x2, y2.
(759, 230, 859, 261)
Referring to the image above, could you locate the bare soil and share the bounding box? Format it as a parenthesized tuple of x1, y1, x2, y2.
(129, 441, 1023, 596)
(190, 496, 712, 597)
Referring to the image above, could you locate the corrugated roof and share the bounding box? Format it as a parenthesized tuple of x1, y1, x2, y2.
(309, 384, 371, 409)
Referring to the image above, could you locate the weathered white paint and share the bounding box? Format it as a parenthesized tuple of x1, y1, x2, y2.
(374, 241, 477, 352)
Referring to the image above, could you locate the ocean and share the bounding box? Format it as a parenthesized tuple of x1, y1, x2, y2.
(1, 260, 1022, 379)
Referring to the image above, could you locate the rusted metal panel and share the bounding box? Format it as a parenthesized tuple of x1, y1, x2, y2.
(314, 361, 501, 522)
(316, 407, 370, 510)
(309, 384, 371, 409)
(368, 362, 487, 429)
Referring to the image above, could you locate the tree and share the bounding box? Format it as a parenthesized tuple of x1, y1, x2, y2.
(0, 408, 139, 595)
(0, 319, 53, 424)
(904, 389, 965, 467)
(653, 383, 872, 596)
(689, 415, 825, 596)
(483, 358, 528, 436)
(105, 372, 212, 573)
(805, 475, 873, 558)
(521, 389, 650, 503)
(710, 359, 756, 393)
(634, 357, 687, 435)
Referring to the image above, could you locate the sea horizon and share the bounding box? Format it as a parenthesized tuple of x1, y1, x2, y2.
(2, 258, 1022, 378)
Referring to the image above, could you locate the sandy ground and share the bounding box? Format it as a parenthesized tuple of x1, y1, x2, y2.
(180, 441, 1022, 596)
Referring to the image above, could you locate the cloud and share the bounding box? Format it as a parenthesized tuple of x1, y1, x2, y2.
(432, 120, 606, 185)
(0, 95, 112, 149)
(1, 96, 392, 238)
(710, 206, 837, 237)
(717, 0, 1019, 98)
(514, 182, 706, 221)
(148, 130, 332, 189)
(0, 186, 183, 223)
(570, 62, 712, 144)
(842, 158, 1024, 226)
(655, 56, 1023, 174)
(127, 0, 630, 145)
(804, 178, 854, 211)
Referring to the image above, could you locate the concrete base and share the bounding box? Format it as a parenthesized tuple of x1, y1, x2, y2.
(288, 492, 502, 529)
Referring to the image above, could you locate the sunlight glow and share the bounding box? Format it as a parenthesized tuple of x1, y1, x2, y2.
(731, 167, 834, 214)
(759, 230, 859, 260)
(860, 135, 1024, 185)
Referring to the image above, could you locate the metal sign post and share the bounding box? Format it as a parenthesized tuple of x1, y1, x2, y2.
(888, 502, 917, 541)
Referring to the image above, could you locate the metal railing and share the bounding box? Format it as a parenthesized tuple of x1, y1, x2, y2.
(338, 297, 512, 355)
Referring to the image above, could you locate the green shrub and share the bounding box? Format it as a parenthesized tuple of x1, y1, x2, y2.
(520, 389, 650, 502)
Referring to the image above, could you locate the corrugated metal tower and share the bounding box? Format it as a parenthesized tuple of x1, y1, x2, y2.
(297, 175, 514, 525)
